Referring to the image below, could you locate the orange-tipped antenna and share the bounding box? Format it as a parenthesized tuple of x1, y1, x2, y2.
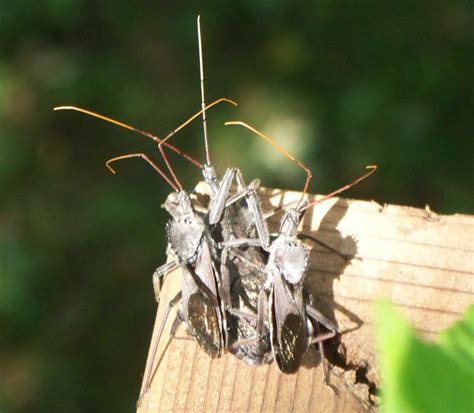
(158, 98, 237, 148)
(106, 153, 180, 192)
(54, 105, 202, 169)
(225, 121, 313, 207)
(156, 98, 237, 189)
(197, 15, 210, 165)
(300, 165, 377, 212)
(54, 98, 236, 166)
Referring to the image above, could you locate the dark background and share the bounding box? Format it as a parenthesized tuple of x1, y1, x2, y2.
(1, 1, 472, 412)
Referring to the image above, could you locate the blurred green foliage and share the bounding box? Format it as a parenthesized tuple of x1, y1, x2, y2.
(376, 302, 474, 413)
(0, 1, 472, 412)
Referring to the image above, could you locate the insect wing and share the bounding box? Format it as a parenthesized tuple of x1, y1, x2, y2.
(269, 267, 309, 374)
(180, 263, 223, 358)
(181, 236, 224, 358)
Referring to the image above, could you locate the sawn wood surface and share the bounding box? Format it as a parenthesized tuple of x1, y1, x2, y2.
(137, 186, 473, 413)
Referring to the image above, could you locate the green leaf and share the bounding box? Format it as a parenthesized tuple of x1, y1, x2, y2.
(376, 301, 474, 413)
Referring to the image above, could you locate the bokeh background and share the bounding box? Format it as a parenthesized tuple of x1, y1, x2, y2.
(1, 2, 472, 412)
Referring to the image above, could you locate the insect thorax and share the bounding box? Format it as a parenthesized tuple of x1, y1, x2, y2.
(163, 191, 206, 263)
(270, 235, 309, 285)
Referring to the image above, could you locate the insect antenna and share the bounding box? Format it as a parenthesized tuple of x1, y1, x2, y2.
(225, 121, 312, 208)
(106, 153, 180, 192)
(55, 98, 236, 190)
(300, 165, 377, 212)
(155, 96, 237, 191)
(263, 165, 377, 220)
(156, 18, 239, 186)
(197, 15, 210, 165)
(53, 105, 201, 168)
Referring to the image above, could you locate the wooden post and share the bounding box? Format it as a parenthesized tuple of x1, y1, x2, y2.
(137, 186, 473, 412)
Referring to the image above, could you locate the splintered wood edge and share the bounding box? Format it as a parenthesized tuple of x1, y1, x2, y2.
(137, 186, 474, 412)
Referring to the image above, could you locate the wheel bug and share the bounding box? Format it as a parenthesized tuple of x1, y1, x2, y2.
(146, 16, 276, 368)
(221, 121, 377, 379)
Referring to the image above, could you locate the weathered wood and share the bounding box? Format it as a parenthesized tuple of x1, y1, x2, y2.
(137, 186, 474, 412)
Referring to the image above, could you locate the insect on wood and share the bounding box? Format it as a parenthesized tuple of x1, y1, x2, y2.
(222, 121, 377, 380)
(55, 16, 274, 404)
(151, 16, 274, 367)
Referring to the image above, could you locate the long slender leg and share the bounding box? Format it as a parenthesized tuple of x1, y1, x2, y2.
(219, 247, 232, 309)
(306, 304, 337, 384)
(225, 178, 260, 208)
(312, 321, 331, 385)
(305, 305, 338, 334)
(228, 308, 258, 320)
(152, 259, 179, 302)
(167, 314, 194, 342)
(256, 288, 268, 338)
(208, 167, 237, 225)
(309, 330, 337, 344)
(138, 292, 182, 406)
(226, 248, 267, 277)
(154, 259, 180, 278)
(235, 169, 270, 249)
(229, 336, 261, 350)
(227, 286, 267, 341)
(220, 238, 263, 248)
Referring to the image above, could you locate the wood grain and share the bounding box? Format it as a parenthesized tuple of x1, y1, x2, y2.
(137, 186, 474, 412)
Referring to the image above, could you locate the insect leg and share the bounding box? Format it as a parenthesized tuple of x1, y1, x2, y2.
(152, 259, 180, 302)
(256, 287, 268, 338)
(305, 305, 337, 385)
(220, 238, 263, 248)
(169, 324, 195, 342)
(224, 178, 260, 208)
(138, 291, 182, 406)
(312, 321, 331, 385)
(305, 305, 338, 335)
(219, 247, 232, 309)
(227, 308, 258, 320)
(226, 248, 267, 277)
(235, 169, 270, 248)
(208, 167, 237, 225)
(228, 336, 261, 350)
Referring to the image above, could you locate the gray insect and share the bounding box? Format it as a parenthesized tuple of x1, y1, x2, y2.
(106, 151, 230, 406)
(152, 16, 272, 366)
(222, 121, 377, 379)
